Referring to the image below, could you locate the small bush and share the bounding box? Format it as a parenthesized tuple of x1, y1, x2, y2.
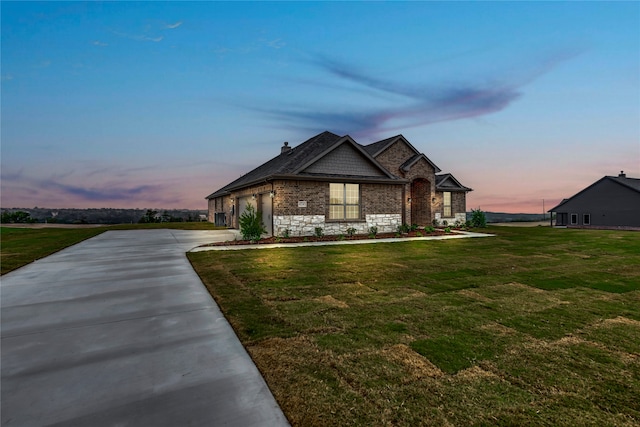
(416, 231, 423, 237)
(470, 209, 487, 228)
(239, 205, 266, 242)
(442, 220, 448, 227)
(282, 228, 291, 238)
(425, 226, 435, 233)
(368, 226, 378, 238)
(410, 224, 419, 231)
(346, 227, 357, 237)
(337, 234, 346, 241)
(444, 227, 451, 233)
(398, 223, 410, 234)
(314, 227, 324, 238)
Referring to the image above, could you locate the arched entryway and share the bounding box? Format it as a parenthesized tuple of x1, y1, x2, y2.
(411, 178, 431, 226)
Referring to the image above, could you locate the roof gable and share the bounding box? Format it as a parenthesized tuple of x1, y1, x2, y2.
(436, 173, 473, 191)
(362, 135, 421, 158)
(401, 153, 442, 174)
(548, 175, 640, 211)
(301, 140, 388, 177)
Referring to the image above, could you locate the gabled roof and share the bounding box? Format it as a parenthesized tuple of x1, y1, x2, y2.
(361, 134, 420, 158)
(206, 131, 403, 199)
(435, 173, 473, 192)
(401, 153, 442, 174)
(548, 175, 640, 212)
(361, 134, 441, 173)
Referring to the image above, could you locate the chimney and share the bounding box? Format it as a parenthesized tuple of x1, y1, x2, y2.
(619, 171, 626, 178)
(281, 141, 292, 154)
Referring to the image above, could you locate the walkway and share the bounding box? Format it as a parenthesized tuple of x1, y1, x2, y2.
(1, 229, 289, 427)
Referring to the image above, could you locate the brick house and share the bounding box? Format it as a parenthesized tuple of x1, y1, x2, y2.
(549, 172, 640, 229)
(206, 131, 472, 236)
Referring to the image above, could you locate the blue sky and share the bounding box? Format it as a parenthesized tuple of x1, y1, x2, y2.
(2, 1, 638, 212)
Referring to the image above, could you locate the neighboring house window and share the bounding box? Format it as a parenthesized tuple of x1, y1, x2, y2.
(329, 183, 360, 220)
(583, 214, 590, 225)
(443, 192, 452, 217)
(570, 213, 578, 225)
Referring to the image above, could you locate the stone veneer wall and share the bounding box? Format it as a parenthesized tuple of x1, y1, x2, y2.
(274, 214, 402, 237)
(434, 212, 467, 226)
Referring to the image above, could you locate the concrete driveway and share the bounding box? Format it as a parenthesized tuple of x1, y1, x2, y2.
(1, 229, 289, 426)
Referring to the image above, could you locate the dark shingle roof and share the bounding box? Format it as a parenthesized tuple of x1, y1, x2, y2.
(206, 131, 402, 199)
(435, 173, 473, 191)
(548, 175, 640, 211)
(610, 176, 640, 192)
(360, 135, 404, 157)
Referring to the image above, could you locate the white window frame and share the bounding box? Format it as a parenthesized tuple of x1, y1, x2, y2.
(570, 213, 578, 225)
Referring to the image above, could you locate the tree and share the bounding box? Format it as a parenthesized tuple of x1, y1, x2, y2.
(0, 211, 35, 223)
(470, 209, 487, 228)
(139, 209, 159, 223)
(239, 204, 266, 242)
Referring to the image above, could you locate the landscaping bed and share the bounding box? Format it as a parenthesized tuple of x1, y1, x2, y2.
(205, 228, 458, 246)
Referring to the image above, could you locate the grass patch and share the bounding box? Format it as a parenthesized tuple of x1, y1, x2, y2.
(189, 226, 640, 426)
(1, 222, 223, 274)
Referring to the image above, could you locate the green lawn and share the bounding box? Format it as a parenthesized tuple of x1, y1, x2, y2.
(0, 222, 223, 275)
(188, 227, 640, 426)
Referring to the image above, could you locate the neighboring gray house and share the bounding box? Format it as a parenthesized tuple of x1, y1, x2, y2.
(549, 172, 640, 229)
(206, 131, 472, 236)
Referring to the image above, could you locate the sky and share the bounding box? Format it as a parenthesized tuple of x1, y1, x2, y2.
(2, 1, 639, 213)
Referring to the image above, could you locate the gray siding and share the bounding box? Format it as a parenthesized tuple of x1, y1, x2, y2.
(554, 179, 640, 227)
(302, 143, 386, 177)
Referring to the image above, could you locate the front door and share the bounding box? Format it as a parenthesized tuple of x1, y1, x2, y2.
(411, 178, 430, 226)
(260, 194, 273, 236)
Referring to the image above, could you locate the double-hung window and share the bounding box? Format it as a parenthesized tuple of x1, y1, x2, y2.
(583, 214, 590, 225)
(443, 192, 452, 217)
(570, 213, 578, 225)
(330, 183, 360, 220)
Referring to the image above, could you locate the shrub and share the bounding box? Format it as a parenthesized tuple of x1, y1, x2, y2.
(398, 223, 410, 234)
(470, 209, 487, 228)
(410, 224, 419, 231)
(314, 227, 324, 238)
(239, 204, 266, 241)
(337, 234, 346, 241)
(281, 228, 291, 238)
(416, 231, 423, 237)
(444, 227, 451, 233)
(442, 220, 448, 227)
(425, 226, 435, 233)
(368, 226, 378, 238)
(346, 227, 357, 237)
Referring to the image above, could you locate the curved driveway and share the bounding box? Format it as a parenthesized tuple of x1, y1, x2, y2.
(1, 229, 289, 426)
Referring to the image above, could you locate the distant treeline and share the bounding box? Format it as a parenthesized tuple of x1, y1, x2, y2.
(0, 207, 207, 224)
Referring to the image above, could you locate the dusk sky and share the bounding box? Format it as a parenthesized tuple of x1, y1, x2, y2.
(2, 1, 639, 213)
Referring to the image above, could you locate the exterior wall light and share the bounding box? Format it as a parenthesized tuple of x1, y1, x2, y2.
(269, 190, 276, 198)
(252, 194, 257, 200)
(407, 197, 412, 203)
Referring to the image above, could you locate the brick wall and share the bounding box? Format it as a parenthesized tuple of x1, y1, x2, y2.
(374, 140, 416, 177)
(433, 191, 467, 225)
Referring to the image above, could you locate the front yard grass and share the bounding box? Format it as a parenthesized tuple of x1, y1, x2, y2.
(188, 226, 640, 426)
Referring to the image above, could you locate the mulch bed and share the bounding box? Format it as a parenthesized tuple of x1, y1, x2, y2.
(206, 229, 458, 246)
